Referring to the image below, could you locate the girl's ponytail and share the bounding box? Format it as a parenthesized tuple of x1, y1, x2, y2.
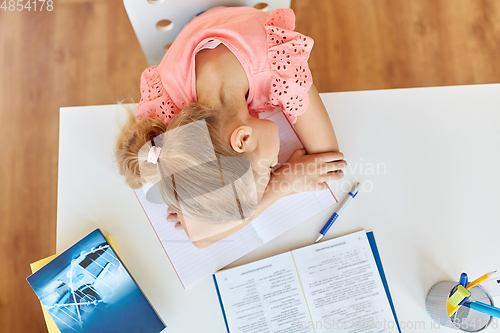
(114, 104, 167, 189)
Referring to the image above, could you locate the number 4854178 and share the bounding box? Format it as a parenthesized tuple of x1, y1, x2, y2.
(1, 0, 54, 11)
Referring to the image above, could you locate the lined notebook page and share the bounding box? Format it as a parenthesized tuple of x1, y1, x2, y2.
(135, 110, 339, 288)
(266, 111, 304, 169)
(135, 189, 263, 289)
(251, 191, 337, 245)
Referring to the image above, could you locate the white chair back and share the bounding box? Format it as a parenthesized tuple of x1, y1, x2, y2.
(123, 0, 291, 66)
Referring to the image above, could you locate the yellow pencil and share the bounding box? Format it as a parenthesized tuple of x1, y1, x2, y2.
(467, 271, 497, 289)
(448, 302, 460, 317)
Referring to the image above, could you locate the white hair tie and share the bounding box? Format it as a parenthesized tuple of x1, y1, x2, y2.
(147, 146, 162, 164)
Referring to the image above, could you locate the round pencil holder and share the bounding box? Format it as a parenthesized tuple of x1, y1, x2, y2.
(426, 281, 494, 332)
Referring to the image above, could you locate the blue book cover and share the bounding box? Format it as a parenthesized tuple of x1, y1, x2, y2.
(366, 230, 401, 333)
(27, 229, 166, 333)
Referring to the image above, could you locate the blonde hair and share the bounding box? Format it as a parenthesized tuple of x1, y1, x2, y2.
(115, 101, 258, 223)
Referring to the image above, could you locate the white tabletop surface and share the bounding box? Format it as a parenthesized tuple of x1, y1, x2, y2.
(57, 84, 500, 332)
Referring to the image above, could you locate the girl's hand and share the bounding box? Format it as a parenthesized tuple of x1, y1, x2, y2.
(167, 207, 183, 230)
(271, 149, 346, 196)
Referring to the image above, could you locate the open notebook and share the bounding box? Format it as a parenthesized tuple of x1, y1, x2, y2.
(134, 111, 339, 288)
(213, 230, 401, 333)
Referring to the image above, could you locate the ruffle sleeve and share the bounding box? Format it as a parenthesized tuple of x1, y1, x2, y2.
(135, 66, 180, 124)
(265, 8, 314, 124)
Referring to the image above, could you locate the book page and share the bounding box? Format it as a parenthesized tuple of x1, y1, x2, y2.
(251, 191, 336, 245)
(135, 189, 263, 289)
(266, 111, 304, 168)
(291, 230, 399, 333)
(215, 252, 315, 333)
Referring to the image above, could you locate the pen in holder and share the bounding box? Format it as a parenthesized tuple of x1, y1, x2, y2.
(426, 281, 494, 332)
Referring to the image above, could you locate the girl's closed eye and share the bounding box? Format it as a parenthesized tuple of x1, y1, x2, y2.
(271, 155, 279, 170)
(270, 160, 279, 173)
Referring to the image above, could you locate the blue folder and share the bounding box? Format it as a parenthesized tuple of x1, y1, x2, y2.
(366, 230, 401, 333)
(214, 230, 401, 333)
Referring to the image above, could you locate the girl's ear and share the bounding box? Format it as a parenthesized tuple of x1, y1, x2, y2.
(230, 125, 253, 153)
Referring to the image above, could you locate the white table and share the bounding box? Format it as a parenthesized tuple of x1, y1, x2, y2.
(57, 84, 500, 332)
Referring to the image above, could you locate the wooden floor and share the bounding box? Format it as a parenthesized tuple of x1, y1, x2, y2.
(0, 0, 499, 331)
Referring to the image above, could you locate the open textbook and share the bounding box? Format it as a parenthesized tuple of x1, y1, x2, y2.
(134, 111, 340, 288)
(213, 230, 401, 333)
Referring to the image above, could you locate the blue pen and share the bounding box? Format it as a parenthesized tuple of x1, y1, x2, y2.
(316, 182, 360, 242)
(459, 273, 468, 288)
(463, 301, 500, 319)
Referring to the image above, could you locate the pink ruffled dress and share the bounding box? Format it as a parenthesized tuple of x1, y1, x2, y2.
(135, 6, 314, 124)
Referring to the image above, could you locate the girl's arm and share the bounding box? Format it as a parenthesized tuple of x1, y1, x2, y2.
(293, 83, 340, 154)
